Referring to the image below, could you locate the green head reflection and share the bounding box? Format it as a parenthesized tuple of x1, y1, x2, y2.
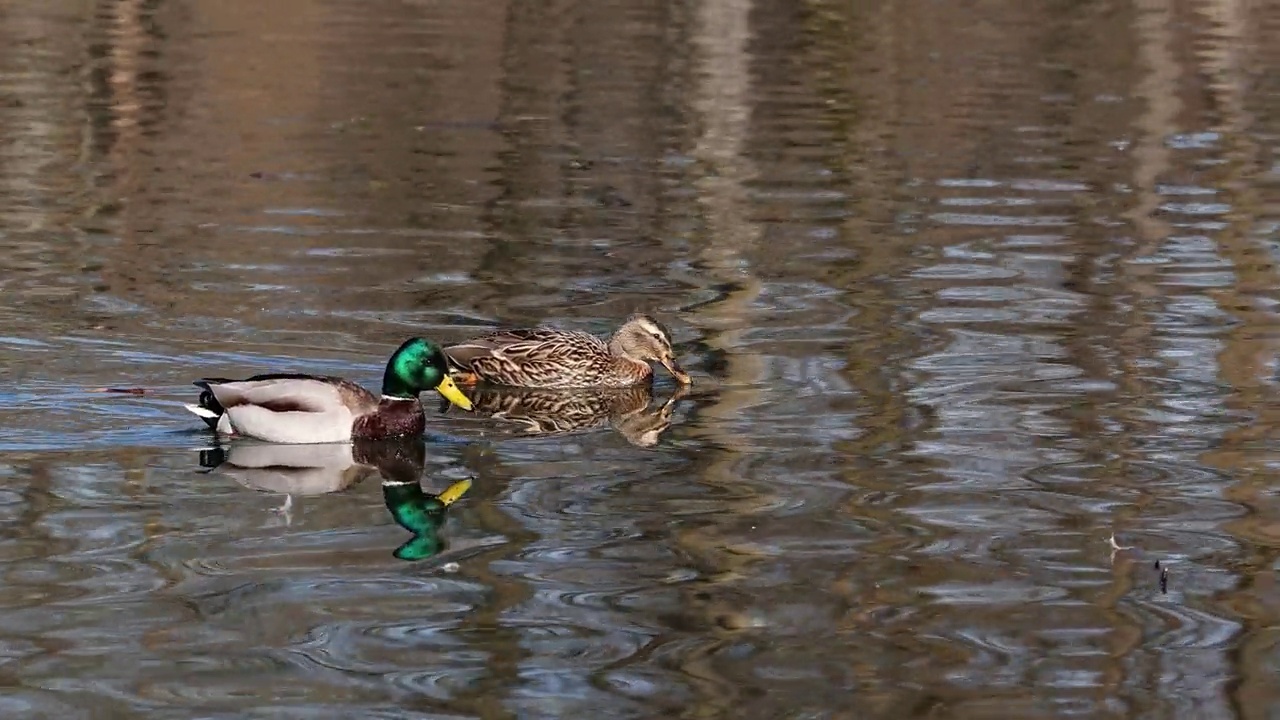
(382, 477, 472, 562)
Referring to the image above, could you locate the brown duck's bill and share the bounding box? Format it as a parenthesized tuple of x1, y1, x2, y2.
(435, 375, 474, 411)
(661, 357, 692, 385)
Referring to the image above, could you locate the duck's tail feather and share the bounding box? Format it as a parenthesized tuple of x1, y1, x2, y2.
(184, 403, 219, 420)
(188, 378, 235, 429)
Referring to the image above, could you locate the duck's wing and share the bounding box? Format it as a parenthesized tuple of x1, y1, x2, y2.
(197, 376, 377, 444)
(197, 375, 376, 412)
(186, 373, 309, 429)
(445, 328, 613, 387)
(445, 328, 607, 369)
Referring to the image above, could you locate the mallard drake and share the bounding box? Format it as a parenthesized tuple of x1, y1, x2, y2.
(444, 313, 692, 389)
(184, 337, 473, 444)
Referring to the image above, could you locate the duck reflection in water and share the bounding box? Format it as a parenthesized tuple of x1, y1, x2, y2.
(440, 382, 689, 447)
(199, 437, 471, 561)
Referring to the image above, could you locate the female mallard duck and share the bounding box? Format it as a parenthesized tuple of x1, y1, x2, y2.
(183, 337, 473, 444)
(444, 313, 692, 389)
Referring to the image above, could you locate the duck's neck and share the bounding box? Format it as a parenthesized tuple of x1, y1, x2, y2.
(607, 331, 630, 359)
(606, 334, 652, 381)
(609, 356, 653, 384)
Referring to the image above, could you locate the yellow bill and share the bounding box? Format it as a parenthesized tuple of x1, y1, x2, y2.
(435, 374, 474, 410)
(438, 478, 472, 507)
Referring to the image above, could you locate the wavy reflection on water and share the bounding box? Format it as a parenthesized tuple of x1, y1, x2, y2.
(2, 0, 1280, 717)
(199, 437, 471, 561)
(448, 383, 689, 448)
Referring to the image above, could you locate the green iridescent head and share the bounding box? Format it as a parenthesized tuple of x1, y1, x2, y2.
(383, 337, 473, 410)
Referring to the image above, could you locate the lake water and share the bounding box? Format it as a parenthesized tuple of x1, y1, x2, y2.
(1, 0, 1279, 717)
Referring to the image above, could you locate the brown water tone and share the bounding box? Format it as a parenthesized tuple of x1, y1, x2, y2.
(0, 0, 1279, 717)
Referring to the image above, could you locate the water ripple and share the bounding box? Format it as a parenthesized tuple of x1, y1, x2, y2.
(0, 0, 1275, 716)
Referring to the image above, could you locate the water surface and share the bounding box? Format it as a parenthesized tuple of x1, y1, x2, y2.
(2, 0, 1280, 717)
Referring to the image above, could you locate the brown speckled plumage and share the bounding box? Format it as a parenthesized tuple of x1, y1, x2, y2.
(445, 314, 691, 389)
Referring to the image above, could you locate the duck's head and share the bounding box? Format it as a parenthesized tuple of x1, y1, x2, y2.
(610, 314, 692, 385)
(384, 338, 473, 410)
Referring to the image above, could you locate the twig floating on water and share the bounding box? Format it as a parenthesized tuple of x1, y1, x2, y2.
(1108, 534, 1134, 551)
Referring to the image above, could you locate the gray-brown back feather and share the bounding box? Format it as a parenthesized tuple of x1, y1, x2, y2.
(445, 328, 615, 388)
(208, 376, 378, 416)
(446, 328, 607, 367)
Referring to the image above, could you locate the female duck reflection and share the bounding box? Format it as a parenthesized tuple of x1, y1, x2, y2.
(199, 437, 471, 561)
(438, 383, 689, 447)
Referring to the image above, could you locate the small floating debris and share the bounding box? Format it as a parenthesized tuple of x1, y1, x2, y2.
(1151, 560, 1170, 593)
(1111, 537, 1172, 594)
(90, 387, 149, 395)
(1108, 534, 1134, 552)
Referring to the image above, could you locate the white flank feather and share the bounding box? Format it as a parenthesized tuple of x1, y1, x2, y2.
(203, 378, 361, 443)
(222, 405, 356, 444)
